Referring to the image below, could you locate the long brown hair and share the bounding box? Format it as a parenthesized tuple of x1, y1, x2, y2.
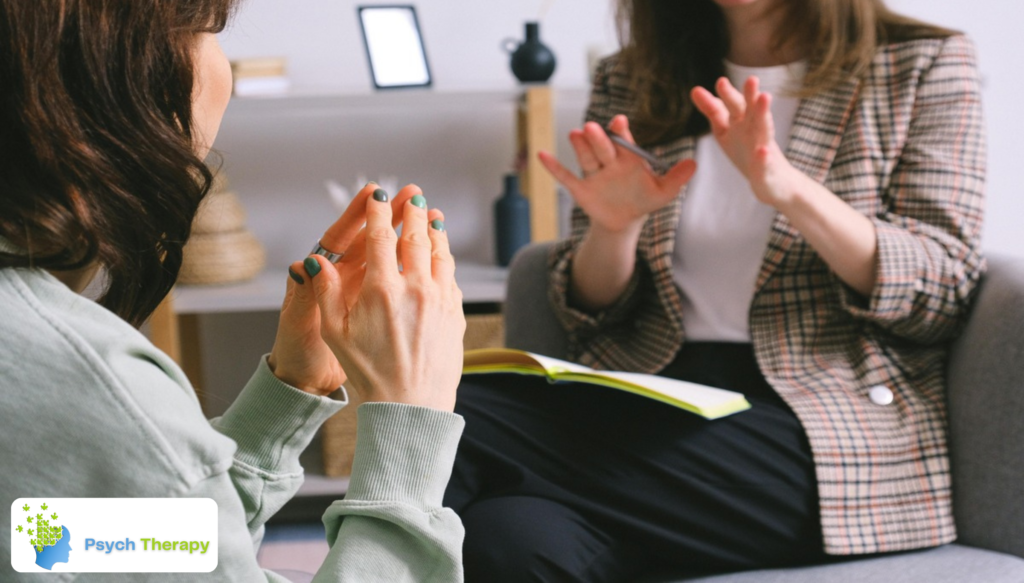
(618, 0, 957, 146)
(0, 0, 236, 326)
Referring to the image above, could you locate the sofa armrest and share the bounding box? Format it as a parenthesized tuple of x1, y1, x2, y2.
(503, 242, 568, 360)
(947, 253, 1024, 558)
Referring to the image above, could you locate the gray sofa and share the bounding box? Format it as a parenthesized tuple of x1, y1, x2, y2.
(504, 243, 1024, 583)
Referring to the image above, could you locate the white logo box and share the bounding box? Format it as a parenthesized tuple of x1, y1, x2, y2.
(11, 498, 218, 573)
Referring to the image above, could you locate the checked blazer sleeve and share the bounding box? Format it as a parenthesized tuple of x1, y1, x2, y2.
(548, 57, 652, 343)
(834, 36, 986, 343)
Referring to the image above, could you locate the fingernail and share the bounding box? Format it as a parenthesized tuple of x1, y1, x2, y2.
(372, 188, 389, 202)
(431, 219, 446, 232)
(411, 194, 427, 209)
(303, 257, 322, 278)
(288, 267, 304, 285)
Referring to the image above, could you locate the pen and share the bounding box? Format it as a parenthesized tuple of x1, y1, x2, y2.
(606, 132, 668, 174)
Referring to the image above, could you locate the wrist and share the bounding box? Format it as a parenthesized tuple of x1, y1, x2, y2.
(267, 352, 339, 397)
(589, 218, 644, 246)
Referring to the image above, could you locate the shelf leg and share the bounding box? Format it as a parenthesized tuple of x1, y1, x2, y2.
(149, 294, 207, 413)
(518, 86, 559, 242)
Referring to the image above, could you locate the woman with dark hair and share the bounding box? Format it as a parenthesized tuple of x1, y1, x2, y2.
(0, 1, 466, 581)
(445, 0, 985, 580)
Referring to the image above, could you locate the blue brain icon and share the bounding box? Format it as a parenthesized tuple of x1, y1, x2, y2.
(35, 525, 71, 570)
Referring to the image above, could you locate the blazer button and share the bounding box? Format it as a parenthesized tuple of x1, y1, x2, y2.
(869, 385, 894, 406)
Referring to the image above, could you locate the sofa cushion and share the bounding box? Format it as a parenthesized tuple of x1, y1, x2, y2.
(644, 545, 1024, 583)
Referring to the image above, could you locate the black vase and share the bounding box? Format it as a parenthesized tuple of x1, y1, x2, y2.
(495, 174, 531, 267)
(504, 22, 556, 83)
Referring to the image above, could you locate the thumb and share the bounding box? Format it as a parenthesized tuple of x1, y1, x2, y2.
(281, 260, 320, 322)
(304, 255, 347, 327)
(657, 158, 697, 198)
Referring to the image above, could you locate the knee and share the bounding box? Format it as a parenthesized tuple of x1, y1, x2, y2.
(460, 497, 599, 583)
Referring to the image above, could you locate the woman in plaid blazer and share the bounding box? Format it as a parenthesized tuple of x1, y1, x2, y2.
(445, 0, 985, 580)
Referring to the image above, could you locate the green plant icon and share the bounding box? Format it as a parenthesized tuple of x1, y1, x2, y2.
(17, 502, 64, 554)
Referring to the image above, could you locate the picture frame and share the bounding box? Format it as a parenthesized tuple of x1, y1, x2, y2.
(357, 5, 433, 90)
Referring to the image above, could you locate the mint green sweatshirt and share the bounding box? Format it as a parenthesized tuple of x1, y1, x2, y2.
(0, 259, 466, 582)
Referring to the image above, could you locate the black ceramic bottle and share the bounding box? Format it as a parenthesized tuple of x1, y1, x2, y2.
(495, 174, 531, 267)
(504, 22, 556, 83)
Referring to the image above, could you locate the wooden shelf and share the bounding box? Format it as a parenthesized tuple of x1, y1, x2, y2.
(172, 261, 509, 315)
(225, 87, 588, 116)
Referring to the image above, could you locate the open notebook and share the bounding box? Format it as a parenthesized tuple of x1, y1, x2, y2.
(463, 349, 751, 420)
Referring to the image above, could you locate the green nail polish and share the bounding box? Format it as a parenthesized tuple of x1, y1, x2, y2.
(303, 257, 322, 278)
(372, 188, 389, 202)
(431, 219, 446, 232)
(288, 267, 304, 285)
(411, 194, 427, 209)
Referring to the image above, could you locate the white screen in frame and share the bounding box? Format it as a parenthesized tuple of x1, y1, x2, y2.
(360, 7, 431, 88)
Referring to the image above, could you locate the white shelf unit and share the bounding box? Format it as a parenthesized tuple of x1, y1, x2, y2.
(173, 262, 509, 315)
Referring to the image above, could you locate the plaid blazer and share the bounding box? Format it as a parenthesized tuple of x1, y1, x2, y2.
(548, 35, 986, 555)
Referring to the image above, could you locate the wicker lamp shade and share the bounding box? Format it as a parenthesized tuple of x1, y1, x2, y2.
(179, 178, 266, 285)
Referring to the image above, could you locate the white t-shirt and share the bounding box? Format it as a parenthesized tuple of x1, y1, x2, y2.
(672, 60, 807, 342)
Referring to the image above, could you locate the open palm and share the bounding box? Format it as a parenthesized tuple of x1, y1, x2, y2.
(691, 76, 795, 207)
(539, 115, 696, 234)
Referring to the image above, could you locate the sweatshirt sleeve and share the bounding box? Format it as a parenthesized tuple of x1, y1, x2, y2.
(312, 403, 465, 583)
(152, 368, 464, 583)
(209, 355, 348, 547)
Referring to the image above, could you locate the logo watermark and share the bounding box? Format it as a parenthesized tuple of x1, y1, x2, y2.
(10, 498, 218, 573)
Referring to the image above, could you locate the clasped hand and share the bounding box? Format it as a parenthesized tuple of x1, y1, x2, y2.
(267, 183, 465, 413)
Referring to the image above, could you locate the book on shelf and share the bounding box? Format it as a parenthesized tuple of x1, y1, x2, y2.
(230, 57, 287, 78)
(463, 348, 751, 420)
(230, 57, 290, 97)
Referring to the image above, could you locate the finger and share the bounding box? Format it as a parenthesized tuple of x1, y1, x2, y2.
(284, 259, 322, 318)
(583, 121, 617, 166)
(753, 93, 775, 142)
(569, 130, 600, 175)
(319, 182, 378, 256)
(538, 151, 583, 193)
(363, 188, 399, 284)
(304, 255, 347, 326)
(656, 159, 698, 198)
(399, 194, 432, 283)
(743, 76, 760, 109)
(427, 214, 455, 286)
(342, 210, 443, 270)
(389, 184, 422, 229)
(690, 87, 730, 133)
(716, 77, 746, 121)
(607, 114, 636, 144)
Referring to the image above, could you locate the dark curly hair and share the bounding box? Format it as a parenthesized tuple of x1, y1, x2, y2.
(0, 0, 237, 326)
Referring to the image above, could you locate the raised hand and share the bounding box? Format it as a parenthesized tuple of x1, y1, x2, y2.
(539, 115, 697, 234)
(690, 76, 798, 207)
(308, 190, 465, 412)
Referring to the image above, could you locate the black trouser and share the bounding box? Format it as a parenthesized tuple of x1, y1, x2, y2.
(444, 343, 830, 583)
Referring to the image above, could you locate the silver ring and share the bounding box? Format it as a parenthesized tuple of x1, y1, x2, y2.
(310, 240, 344, 263)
